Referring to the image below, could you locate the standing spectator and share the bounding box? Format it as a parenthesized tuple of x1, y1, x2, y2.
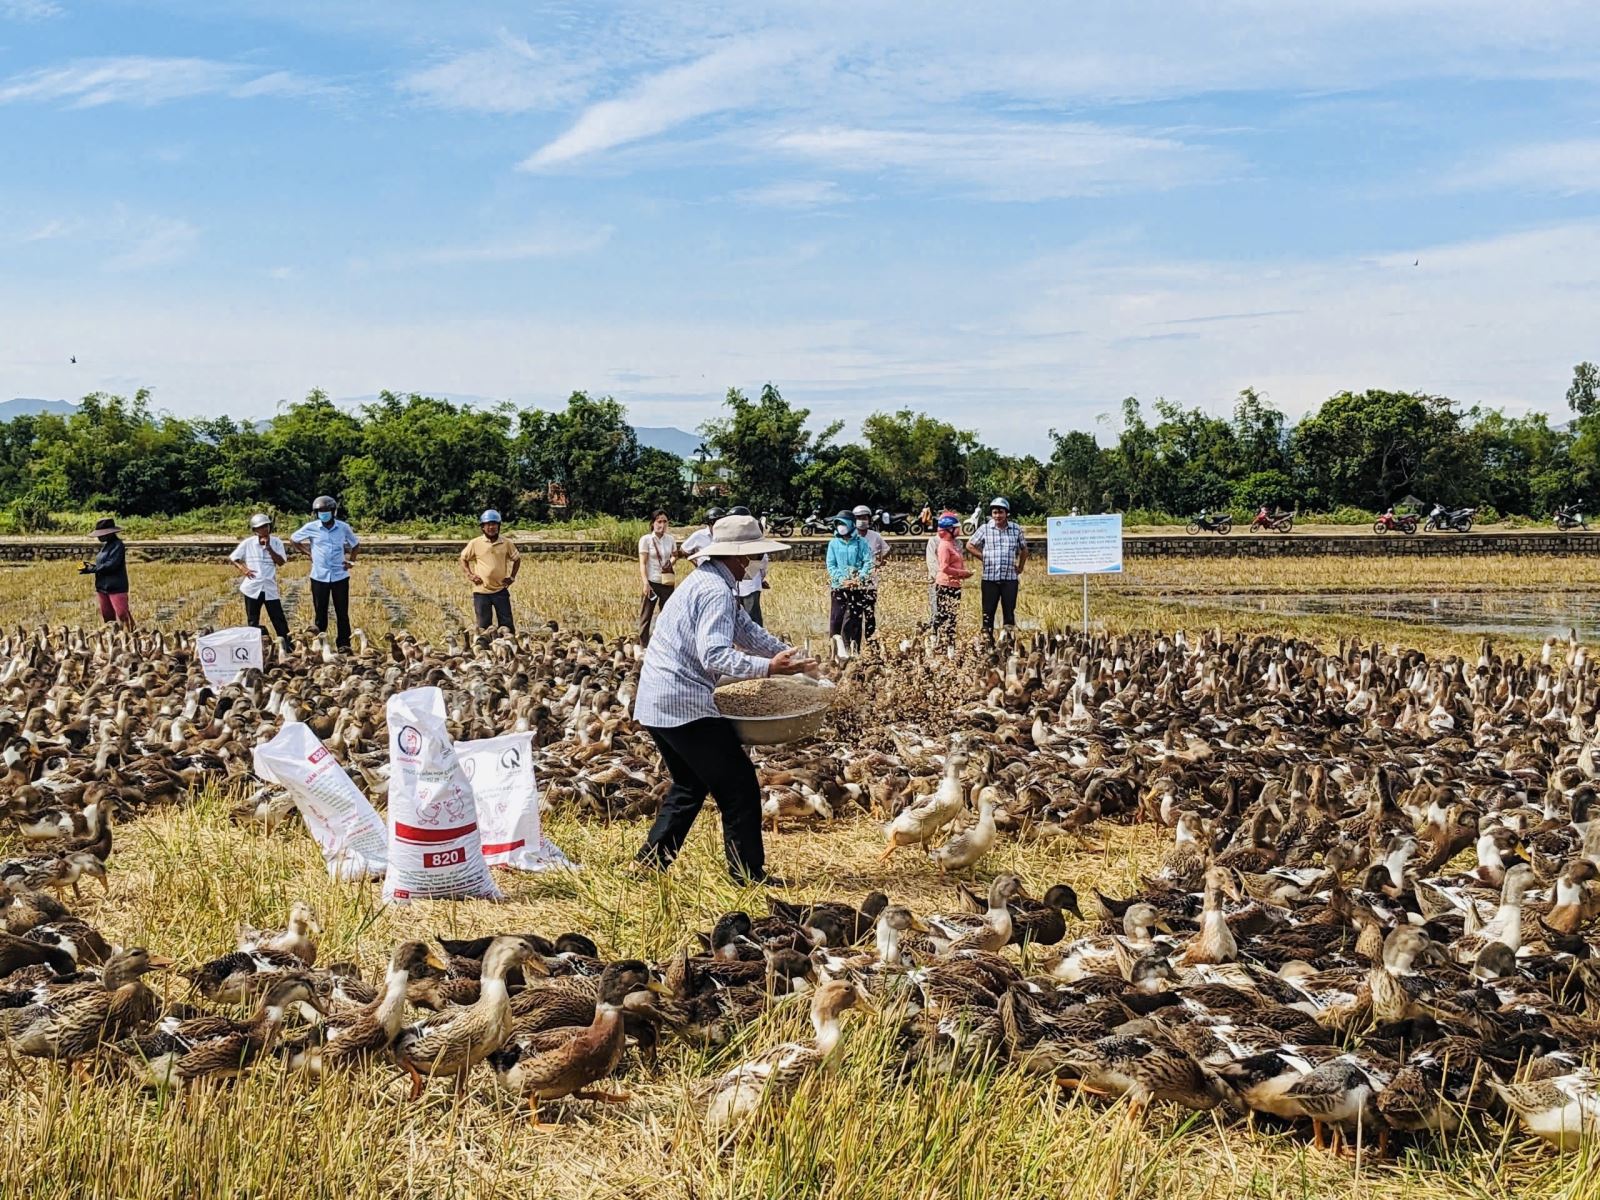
(825, 511, 874, 654)
(852, 504, 890, 641)
(926, 509, 957, 624)
(229, 513, 293, 654)
(291, 495, 359, 653)
(727, 506, 770, 626)
(459, 509, 520, 632)
(677, 506, 724, 565)
(80, 518, 133, 628)
(965, 496, 1028, 640)
(932, 513, 971, 643)
(637, 509, 677, 646)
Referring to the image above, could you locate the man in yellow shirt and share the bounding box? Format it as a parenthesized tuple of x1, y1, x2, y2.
(459, 509, 521, 631)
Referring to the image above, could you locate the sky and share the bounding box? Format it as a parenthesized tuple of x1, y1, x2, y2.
(2, 1, 1599, 453)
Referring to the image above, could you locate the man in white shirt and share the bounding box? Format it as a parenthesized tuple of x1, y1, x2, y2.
(852, 504, 890, 641)
(228, 513, 293, 655)
(637, 509, 678, 646)
(676, 505, 724, 565)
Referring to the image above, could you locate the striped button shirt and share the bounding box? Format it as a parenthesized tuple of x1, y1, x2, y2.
(968, 519, 1026, 581)
(633, 559, 789, 728)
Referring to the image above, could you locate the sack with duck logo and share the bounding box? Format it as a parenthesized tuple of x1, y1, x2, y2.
(384, 686, 501, 902)
(252, 722, 387, 881)
(196, 626, 263, 688)
(455, 731, 577, 872)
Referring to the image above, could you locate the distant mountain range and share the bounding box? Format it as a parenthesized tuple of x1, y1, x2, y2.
(0, 398, 77, 421)
(1, 397, 704, 459)
(634, 426, 704, 458)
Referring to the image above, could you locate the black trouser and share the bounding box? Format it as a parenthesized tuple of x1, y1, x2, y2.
(738, 591, 764, 627)
(637, 717, 765, 881)
(933, 585, 962, 641)
(309, 577, 351, 649)
(472, 589, 515, 631)
(980, 578, 1018, 637)
(243, 594, 290, 639)
(638, 582, 673, 645)
(829, 589, 871, 649)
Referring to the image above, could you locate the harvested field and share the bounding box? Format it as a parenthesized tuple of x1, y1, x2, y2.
(3, 554, 1600, 1200)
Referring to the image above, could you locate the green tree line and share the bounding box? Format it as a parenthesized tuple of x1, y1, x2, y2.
(4, 368, 1597, 527)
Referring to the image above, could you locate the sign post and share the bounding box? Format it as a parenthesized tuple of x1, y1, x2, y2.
(1046, 514, 1124, 634)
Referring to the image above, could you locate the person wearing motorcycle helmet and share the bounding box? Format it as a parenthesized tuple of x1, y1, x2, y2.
(931, 512, 972, 643)
(460, 508, 521, 632)
(724, 506, 771, 626)
(852, 503, 890, 640)
(291, 495, 360, 652)
(678, 505, 726, 565)
(229, 512, 293, 654)
(964, 495, 1027, 641)
(826, 510, 874, 655)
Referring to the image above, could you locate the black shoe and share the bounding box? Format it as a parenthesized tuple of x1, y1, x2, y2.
(335, 643, 352, 654)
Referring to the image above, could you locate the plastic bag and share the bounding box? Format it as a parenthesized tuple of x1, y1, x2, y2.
(197, 626, 263, 687)
(384, 687, 501, 902)
(252, 722, 387, 881)
(456, 732, 577, 872)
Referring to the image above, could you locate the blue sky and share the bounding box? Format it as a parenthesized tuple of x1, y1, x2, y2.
(3, 1, 1599, 451)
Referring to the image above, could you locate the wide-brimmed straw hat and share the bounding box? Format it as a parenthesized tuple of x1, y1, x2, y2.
(91, 518, 122, 538)
(700, 513, 786, 557)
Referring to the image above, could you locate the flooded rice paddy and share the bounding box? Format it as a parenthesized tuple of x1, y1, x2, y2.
(1166, 589, 1599, 638)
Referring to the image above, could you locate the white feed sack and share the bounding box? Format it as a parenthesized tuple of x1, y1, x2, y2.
(252, 722, 388, 881)
(196, 626, 263, 688)
(384, 687, 502, 902)
(456, 732, 577, 872)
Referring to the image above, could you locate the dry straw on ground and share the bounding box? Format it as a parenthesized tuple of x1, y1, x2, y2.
(3, 554, 1599, 1200)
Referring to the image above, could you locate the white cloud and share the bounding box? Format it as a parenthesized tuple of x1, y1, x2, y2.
(733, 180, 847, 209)
(22, 218, 72, 242)
(1449, 139, 1600, 195)
(390, 225, 613, 267)
(7, 220, 1599, 451)
(400, 33, 594, 113)
(0, 56, 324, 108)
(1, 0, 63, 19)
(521, 36, 808, 169)
(770, 122, 1228, 200)
(104, 218, 197, 271)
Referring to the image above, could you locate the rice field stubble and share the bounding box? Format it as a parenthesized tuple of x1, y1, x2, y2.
(3, 553, 1599, 1200)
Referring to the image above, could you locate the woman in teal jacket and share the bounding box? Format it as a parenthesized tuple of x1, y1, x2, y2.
(825, 511, 874, 653)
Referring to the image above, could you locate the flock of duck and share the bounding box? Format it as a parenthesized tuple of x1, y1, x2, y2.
(2, 621, 1600, 1155)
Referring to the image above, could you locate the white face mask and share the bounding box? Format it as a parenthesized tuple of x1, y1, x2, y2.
(855, 518, 869, 530)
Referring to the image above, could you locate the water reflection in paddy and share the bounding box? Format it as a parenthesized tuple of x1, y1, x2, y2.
(1167, 591, 1600, 638)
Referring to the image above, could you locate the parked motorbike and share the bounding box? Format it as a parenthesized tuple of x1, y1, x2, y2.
(960, 504, 983, 536)
(1423, 503, 1477, 533)
(911, 506, 936, 534)
(1555, 504, 1588, 531)
(799, 509, 831, 536)
(1185, 512, 1233, 535)
(1373, 509, 1419, 535)
(761, 511, 795, 538)
(1249, 506, 1294, 533)
(873, 507, 912, 535)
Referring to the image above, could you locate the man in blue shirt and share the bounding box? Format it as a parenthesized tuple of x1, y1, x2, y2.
(291, 495, 360, 652)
